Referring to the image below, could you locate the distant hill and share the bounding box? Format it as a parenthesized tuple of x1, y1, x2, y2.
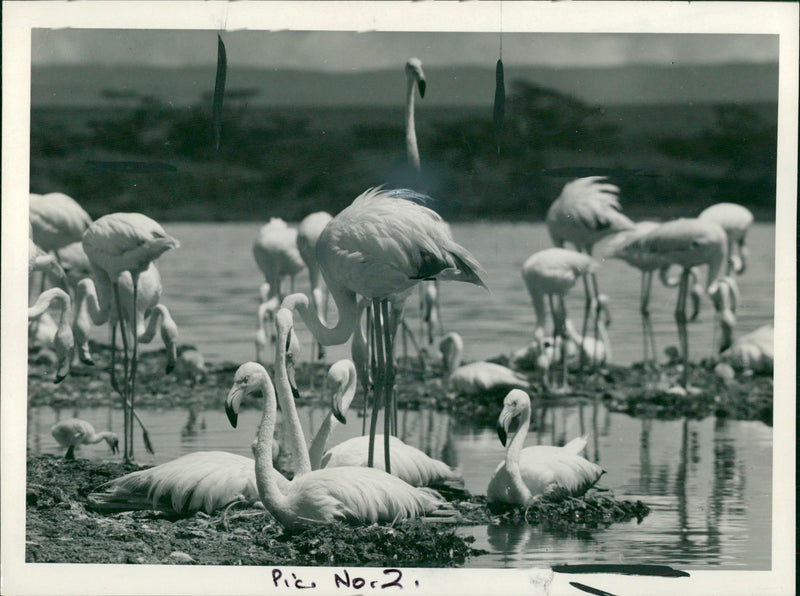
(31, 62, 778, 108)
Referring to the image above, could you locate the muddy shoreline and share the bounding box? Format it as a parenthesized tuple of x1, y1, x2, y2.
(28, 342, 772, 425)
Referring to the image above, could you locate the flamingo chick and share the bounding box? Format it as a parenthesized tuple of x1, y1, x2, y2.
(440, 332, 529, 397)
(227, 361, 456, 531)
(487, 390, 603, 510)
(282, 186, 486, 474)
(51, 418, 119, 460)
(308, 359, 465, 491)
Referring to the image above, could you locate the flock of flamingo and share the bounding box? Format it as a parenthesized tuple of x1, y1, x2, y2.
(28, 57, 773, 532)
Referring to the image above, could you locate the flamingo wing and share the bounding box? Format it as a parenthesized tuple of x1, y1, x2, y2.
(286, 466, 449, 526)
(321, 435, 462, 488)
(87, 451, 280, 514)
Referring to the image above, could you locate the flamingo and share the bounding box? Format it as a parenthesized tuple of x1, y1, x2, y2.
(73, 262, 179, 374)
(281, 186, 487, 474)
(487, 390, 603, 510)
(616, 218, 727, 390)
(546, 177, 634, 367)
(89, 310, 309, 516)
(80, 213, 179, 462)
(28, 287, 74, 383)
(439, 332, 529, 397)
(403, 57, 442, 347)
(307, 358, 465, 491)
(226, 360, 455, 531)
(606, 222, 703, 366)
(29, 192, 92, 253)
(86, 449, 283, 515)
(521, 247, 599, 392)
(698, 202, 754, 275)
(296, 211, 333, 363)
(720, 323, 773, 374)
(51, 418, 119, 460)
(252, 218, 306, 358)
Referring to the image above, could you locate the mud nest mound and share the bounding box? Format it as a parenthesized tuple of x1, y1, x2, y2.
(25, 455, 483, 566)
(453, 491, 650, 532)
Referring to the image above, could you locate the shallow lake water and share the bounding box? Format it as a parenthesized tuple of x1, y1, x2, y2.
(27, 221, 775, 570)
(99, 221, 775, 367)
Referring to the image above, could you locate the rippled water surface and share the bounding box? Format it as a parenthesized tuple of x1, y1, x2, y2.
(28, 221, 774, 569)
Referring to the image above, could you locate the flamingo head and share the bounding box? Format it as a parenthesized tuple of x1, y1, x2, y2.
(405, 57, 426, 97)
(733, 240, 749, 274)
(275, 308, 302, 399)
(596, 294, 612, 327)
(106, 434, 120, 455)
(226, 362, 269, 428)
(496, 389, 531, 447)
(328, 359, 357, 424)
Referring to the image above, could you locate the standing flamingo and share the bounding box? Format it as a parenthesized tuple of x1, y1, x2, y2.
(81, 213, 179, 462)
(607, 222, 702, 366)
(617, 218, 727, 390)
(546, 177, 634, 367)
(307, 358, 464, 491)
(281, 187, 487, 473)
(226, 360, 455, 530)
(73, 262, 179, 373)
(253, 218, 306, 358)
(698, 203, 754, 275)
(521, 247, 598, 392)
(487, 390, 604, 510)
(403, 57, 441, 347)
(439, 332, 529, 397)
(29, 192, 92, 254)
(296, 211, 333, 363)
(51, 418, 119, 460)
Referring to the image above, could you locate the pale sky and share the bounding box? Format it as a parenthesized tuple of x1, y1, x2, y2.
(32, 30, 779, 71)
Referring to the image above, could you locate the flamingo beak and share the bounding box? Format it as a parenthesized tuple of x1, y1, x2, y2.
(226, 384, 243, 428)
(110, 439, 119, 455)
(418, 78, 426, 98)
(332, 391, 347, 425)
(285, 333, 301, 403)
(496, 406, 520, 448)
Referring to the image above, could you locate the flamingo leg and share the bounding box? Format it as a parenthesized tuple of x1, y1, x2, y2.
(556, 294, 570, 392)
(112, 282, 133, 462)
(381, 299, 394, 471)
(544, 293, 556, 391)
(578, 273, 592, 371)
(367, 300, 385, 468)
(361, 307, 372, 436)
(674, 269, 690, 388)
(589, 271, 602, 367)
(641, 271, 657, 369)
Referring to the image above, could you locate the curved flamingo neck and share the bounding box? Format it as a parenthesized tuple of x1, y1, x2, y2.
(405, 76, 420, 172)
(28, 288, 70, 320)
(309, 364, 357, 470)
(505, 406, 533, 505)
(283, 287, 359, 347)
(253, 374, 294, 527)
(275, 323, 311, 476)
(86, 430, 116, 445)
